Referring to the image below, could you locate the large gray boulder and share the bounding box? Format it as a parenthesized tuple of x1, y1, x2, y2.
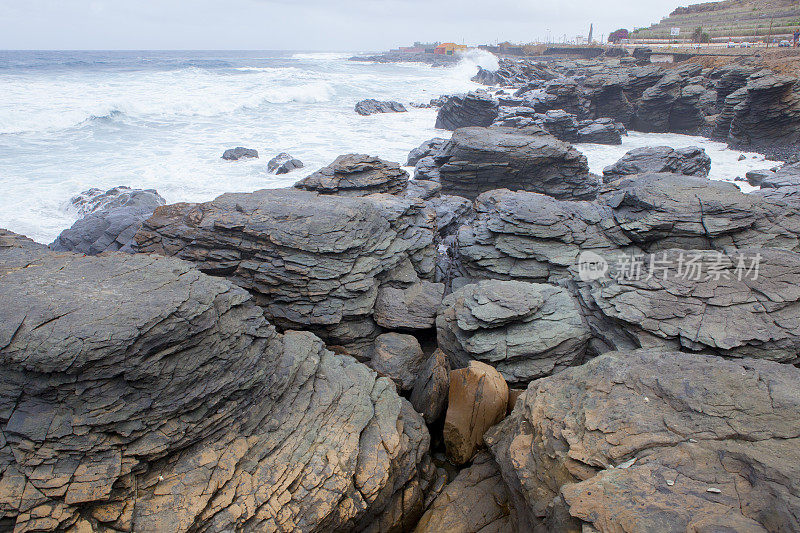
(295, 154, 408, 196)
(50, 186, 166, 255)
(485, 350, 800, 532)
(437, 280, 591, 385)
(0, 234, 437, 532)
(369, 332, 427, 391)
(456, 189, 633, 284)
(575, 248, 800, 362)
(222, 146, 258, 160)
(602, 146, 711, 181)
(134, 188, 436, 351)
(435, 127, 597, 201)
(435, 92, 500, 131)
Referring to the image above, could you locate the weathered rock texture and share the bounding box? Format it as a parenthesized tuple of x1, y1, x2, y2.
(725, 71, 800, 146)
(435, 127, 596, 201)
(134, 188, 436, 350)
(354, 99, 407, 116)
(51, 186, 166, 255)
(413, 452, 511, 533)
(485, 350, 800, 532)
(576, 248, 800, 362)
(443, 361, 508, 465)
(374, 281, 444, 330)
(369, 332, 427, 391)
(410, 349, 451, 425)
(602, 146, 711, 181)
(0, 235, 437, 532)
(295, 154, 408, 196)
(435, 92, 500, 131)
(437, 280, 590, 385)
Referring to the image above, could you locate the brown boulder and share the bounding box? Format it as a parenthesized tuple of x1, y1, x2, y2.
(444, 361, 509, 465)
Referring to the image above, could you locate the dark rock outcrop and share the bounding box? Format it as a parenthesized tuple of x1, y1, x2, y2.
(575, 248, 800, 362)
(434, 127, 596, 201)
(602, 146, 711, 181)
(485, 349, 800, 531)
(294, 154, 408, 196)
(51, 186, 166, 255)
(354, 99, 408, 116)
(222, 147, 258, 160)
(406, 138, 447, 166)
(267, 152, 304, 174)
(0, 235, 437, 532)
(435, 92, 499, 131)
(134, 188, 436, 351)
(727, 71, 800, 146)
(437, 280, 590, 385)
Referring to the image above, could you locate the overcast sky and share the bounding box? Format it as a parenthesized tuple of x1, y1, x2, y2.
(0, 0, 707, 50)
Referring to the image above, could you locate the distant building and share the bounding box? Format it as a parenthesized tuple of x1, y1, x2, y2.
(435, 43, 468, 55)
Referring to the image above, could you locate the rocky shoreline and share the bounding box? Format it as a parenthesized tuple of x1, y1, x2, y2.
(2, 53, 800, 532)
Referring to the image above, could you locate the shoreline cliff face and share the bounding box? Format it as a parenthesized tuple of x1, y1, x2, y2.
(3, 51, 800, 532)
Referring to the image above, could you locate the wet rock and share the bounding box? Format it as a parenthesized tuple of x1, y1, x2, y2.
(0, 237, 436, 532)
(267, 152, 304, 174)
(407, 137, 448, 166)
(410, 348, 451, 425)
(374, 280, 445, 330)
(575, 248, 800, 362)
(435, 92, 500, 131)
(222, 147, 258, 160)
(369, 332, 426, 391)
(435, 127, 596, 201)
(603, 146, 711, 181)
(405, 179, 441, 201)
(485, 349, 800, 531)
(728, 71, 800, 146)
(294, 153, 408, 196)
(437, 280, 590, 385)
(134, 188, 436, 350)
(444, 360, 508, 465)
(354, 99, 407, 115)
(757, 161, 800, 190)
(414, 451, 512, 532)
(51, 186, 166, 255)
(575, 118, 625, 144)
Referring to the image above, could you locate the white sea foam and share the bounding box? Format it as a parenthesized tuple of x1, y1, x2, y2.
(292, 52, 353, 61)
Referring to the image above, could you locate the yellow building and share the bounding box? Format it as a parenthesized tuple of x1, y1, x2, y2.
(434, 43, 468, 55)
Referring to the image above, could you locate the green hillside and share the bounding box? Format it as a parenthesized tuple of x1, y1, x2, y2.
(631, 0, 800, 41)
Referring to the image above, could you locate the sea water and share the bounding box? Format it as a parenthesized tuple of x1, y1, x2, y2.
(0, 50, 781, 243)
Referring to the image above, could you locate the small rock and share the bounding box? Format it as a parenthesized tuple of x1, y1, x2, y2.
(443, 360, 509, 465)
(294, 154, 408, 196)
(354, 99, 407, 116)
(410, 349, 451, 424)
(369, 333, 426, 391)
(267, 153, 304, 175)
(222, 147, 258, 160)
(374, 281, 444, 330)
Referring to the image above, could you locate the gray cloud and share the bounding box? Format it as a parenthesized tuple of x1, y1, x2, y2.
(0, 0, 705, 50)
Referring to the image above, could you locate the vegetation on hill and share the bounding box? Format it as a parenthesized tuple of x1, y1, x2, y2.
(632, 0, 800, 41)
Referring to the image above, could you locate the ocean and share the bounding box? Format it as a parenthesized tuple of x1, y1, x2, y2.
(0, 50, 781, 243)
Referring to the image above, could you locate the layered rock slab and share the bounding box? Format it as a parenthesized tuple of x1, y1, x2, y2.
(576, 248, 800, 362)
(134, 188, 436, 348)
(0, 238, 436, 532)
(602, 145, 711, 181)
(485, 350, 800, 532)
(435, 127, 597, 201)
(294, 154, 408, 196)
(437, 280, 590, 385)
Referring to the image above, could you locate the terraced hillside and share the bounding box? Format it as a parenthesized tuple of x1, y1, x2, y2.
(632, 0, 800, 41)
